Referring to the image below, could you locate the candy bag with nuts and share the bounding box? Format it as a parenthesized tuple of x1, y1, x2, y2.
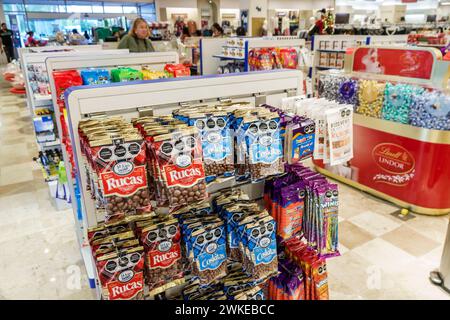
(96, 246, 145, 300)
(151, 128, 208, 207)
(244, 115, 284, 181)
(189, 222, 227, 285)
(139, 218, 184, 295)
(93, 135, 151, 224)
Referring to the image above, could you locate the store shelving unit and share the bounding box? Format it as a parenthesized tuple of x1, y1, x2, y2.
(310, 34, 408, 91)
(19, 46, 120, 212)
(45, 51, 180, 290)
(200, 36, 306, 75)
(63, 69, 302, 297)
(314, 45, 450, 215)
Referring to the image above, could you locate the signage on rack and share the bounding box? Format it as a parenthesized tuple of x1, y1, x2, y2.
(352, 47, 435, 79)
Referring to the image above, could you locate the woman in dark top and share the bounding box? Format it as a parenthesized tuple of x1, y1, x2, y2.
(118, 18, 154, 52)
(0, 23, 14, 62)
(212, 23, 224, 37)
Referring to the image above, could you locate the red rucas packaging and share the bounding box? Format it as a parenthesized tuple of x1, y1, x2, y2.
(139, 217, 185, 295)
(150, 128, 207, 207)
(96, 246, 145, 300)
(90, 134, 151, 223)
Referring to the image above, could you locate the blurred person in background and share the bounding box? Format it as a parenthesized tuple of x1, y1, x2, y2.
(0, 22, 15, 62)
(118, 18, 154, 52)
(25, 31, 40, 47)
(236, 26, 246, 37)
(69, 29, 87, 45)
(212, 23, 224, 37)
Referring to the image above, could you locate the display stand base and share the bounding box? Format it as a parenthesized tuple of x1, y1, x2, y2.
(314, 165, 450, 216)
(429, 270, 450, 295)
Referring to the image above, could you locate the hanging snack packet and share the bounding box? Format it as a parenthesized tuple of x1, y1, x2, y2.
(325, 105, 353, 166)
(312, 257, 329, 300)
(319, 183, 339, 257)
(245, 115, 284, 181)
(278, 182, 305, 240)
(91, 134, 151, 224)
(286, 116, 315, 164)
(96, 246, 145, 300)
(189, 222, 227, 285)
(242, 216, 278, 280)
(139, 218, 184, 295)
(151, 127, 208, 207)
(189, 111, 234, 182)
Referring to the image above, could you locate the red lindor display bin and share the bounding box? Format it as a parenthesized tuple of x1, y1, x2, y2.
(314, 46, 450, 215)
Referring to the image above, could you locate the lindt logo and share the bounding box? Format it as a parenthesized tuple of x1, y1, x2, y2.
(372, 143, 415, 174)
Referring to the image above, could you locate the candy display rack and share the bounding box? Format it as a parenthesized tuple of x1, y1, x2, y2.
(63, 69, 303, 297)
(45, 51, 180, 288)
(314, 45, 450, 215)
(200, 36, 307, 76)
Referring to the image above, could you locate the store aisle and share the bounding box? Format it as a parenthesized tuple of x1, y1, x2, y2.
(326, 182, 449, 300)
(0, 79, 95, 299)
(0, 80, 448, 300)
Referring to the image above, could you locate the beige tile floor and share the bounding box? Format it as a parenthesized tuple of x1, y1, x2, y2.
(0, 79, 449, 300)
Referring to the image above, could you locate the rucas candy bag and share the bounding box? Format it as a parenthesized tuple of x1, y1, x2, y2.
(151, 128, 208, 207)
(91, 134, 151, 224)
(96, 246, 145, 300)
(139, 218, 184, 295)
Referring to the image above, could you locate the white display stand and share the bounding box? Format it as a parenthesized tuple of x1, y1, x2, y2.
(64, 69, 303, 297)
(310, 34, 408, 90)
(46, 51, 179, 290)
(368, 35, 408, 46)
(17, 44, 102, 59)
(200, 36, 306, 75)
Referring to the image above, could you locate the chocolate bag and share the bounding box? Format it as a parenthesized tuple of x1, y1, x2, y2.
(140, 218, 184, 295)
(189, 222, 227, 284)
(189, 112, 234, 182)
(92, 135, 151, 223)
(244, 115, 284, 181)
(96, 246, 145, 300)
(151, 128, 208, 207)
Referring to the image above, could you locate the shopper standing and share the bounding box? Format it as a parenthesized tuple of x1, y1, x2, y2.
(25, 31, 40, 47)
(0, 23, 15, 62)
(117, 18, 154, 52)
